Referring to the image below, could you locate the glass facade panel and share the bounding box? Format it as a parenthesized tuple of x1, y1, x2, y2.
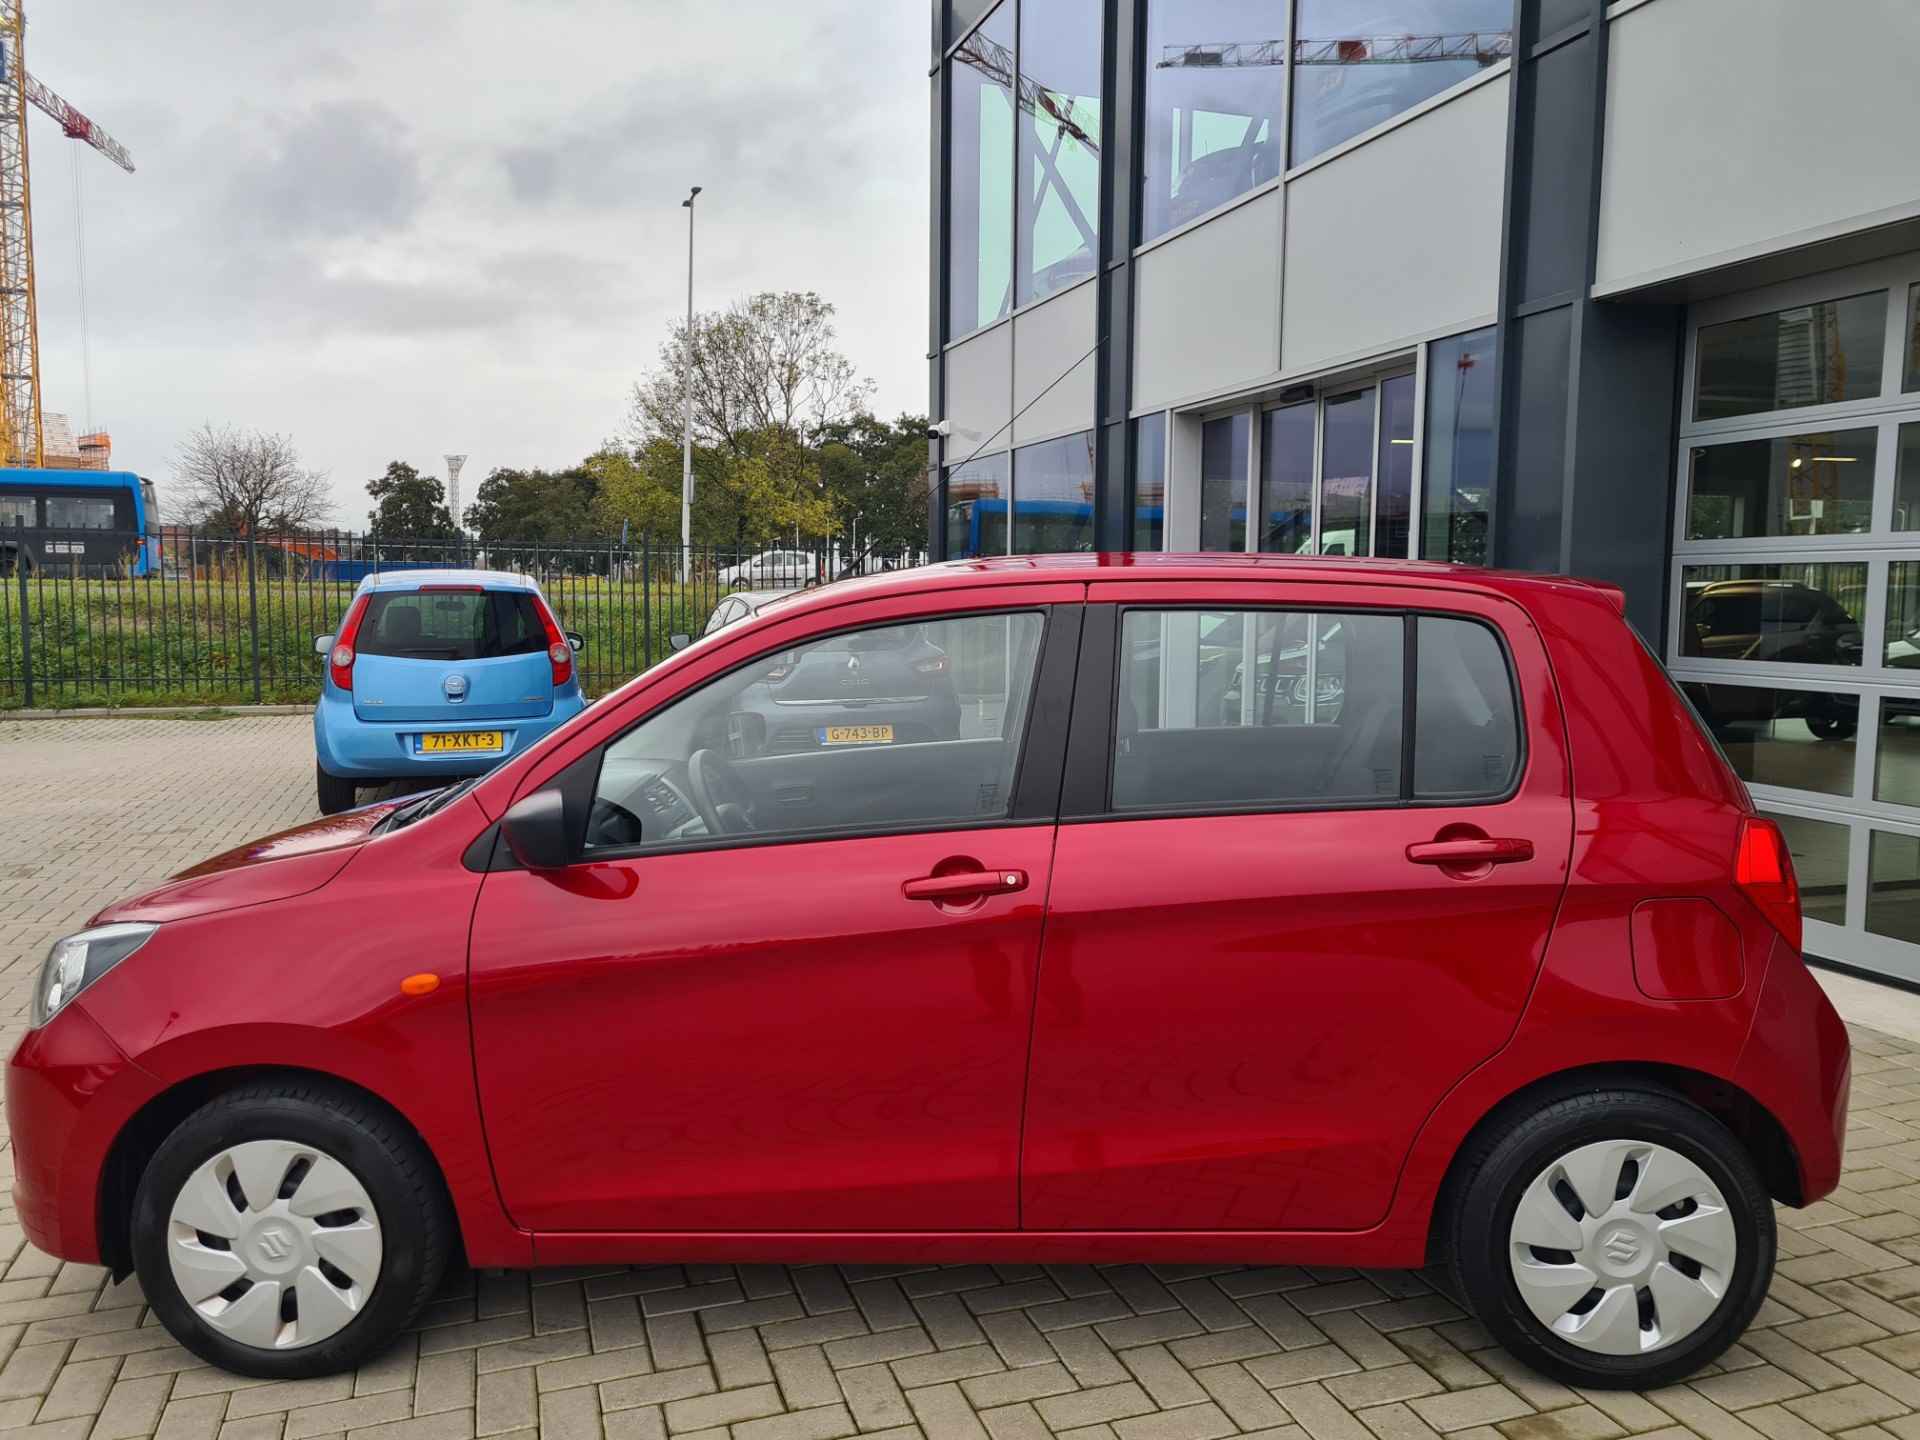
(1258, 403, 1312, 554)
(1869, 830, 1920, 944)
(1686, 427, 1876, 541)
(948, 3, 1016, 341)
(1140, 0, 1284, 244)
(1908, 283, 1920, 393)
(1422, 327, 1495, 565)
(1315, 389, 1373, 557)
(1291, 0, 1511, 164)
(1677, 682, 1857, 796)
(1011, 430, 1096, 554)
(1693, 291, 1886, 421)
(1885, 562, 1920, 670)
(1375, 373, 1416, 558)
(1877, 697, 1920, 808)
(1200, 413, 1249, 552)
(947, 0, 997, 45)
(1132, 413, 1167, 552)
(1894, 423, 1920, 530)
(1766, 811, 1848, 927)
(943, 452, 1011, 558)
(1018, 0, 1101, 308)
(1678, 564, 1866, 667)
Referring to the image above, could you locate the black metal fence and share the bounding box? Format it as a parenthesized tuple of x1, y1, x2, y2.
(0, 520, 926, 709)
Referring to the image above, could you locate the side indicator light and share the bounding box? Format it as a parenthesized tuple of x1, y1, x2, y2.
(400, 973, 441, 997)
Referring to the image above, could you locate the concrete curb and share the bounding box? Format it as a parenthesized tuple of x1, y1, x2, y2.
(1, 703, 313, 720)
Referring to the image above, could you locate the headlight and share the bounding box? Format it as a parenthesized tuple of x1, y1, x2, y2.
(31, 924, 156, 1028)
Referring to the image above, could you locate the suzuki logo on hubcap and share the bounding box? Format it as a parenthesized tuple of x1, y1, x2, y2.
(1602, 1228, 1641, 1266)
(256, 1227, 294, 1261)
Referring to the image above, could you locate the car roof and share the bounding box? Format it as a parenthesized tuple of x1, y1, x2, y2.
(710, 553, 1626, 622)
(354, 567, 540, 595)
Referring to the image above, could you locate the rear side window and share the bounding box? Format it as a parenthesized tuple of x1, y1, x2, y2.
(358, 589, 548, 661)
(1413, 617, 1520, 799)
(1112, 607, 1520, 814)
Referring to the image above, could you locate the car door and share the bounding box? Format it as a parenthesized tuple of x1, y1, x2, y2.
(468, 588, 1081, 1234)
(1021, 579, 1573, 1232)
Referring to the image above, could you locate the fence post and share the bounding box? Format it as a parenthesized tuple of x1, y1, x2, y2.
(14, 516, 31, 708)
(246, 534, 263, 705)
(642, 538, 652, 670)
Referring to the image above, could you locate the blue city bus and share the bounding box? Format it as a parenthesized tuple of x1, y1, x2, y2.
(945, 497, 1178, 557)
(0, 468, 159, 576)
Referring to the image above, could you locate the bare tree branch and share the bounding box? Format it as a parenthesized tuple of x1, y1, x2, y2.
(172, 424, 332, 535)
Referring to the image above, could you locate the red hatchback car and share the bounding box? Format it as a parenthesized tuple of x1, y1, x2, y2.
(8, 556, 1849, 1388)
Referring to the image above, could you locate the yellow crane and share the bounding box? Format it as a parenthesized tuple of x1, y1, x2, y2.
(0, 0, 133, 469)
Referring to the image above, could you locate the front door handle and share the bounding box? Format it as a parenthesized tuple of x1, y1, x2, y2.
(902, 869, 1028, 903)
(1406, 837, 1534, 866)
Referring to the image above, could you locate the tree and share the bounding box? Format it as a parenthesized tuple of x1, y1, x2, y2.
(817, 414, 934, 558)
(463, 466, 599, 557)
(591, 434, 836, 553)
(173, 424, 331, 535)
(366, 461, 457, 540)
(629, 291, 876, 457)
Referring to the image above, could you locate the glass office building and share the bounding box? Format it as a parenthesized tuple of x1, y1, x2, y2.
(927, 0, 1920, 985)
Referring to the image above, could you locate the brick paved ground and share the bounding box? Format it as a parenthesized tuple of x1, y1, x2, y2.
(4, 714, 1920, 1440)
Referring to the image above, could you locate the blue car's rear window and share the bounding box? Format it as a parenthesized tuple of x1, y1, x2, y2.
(358, 589, 547, 661)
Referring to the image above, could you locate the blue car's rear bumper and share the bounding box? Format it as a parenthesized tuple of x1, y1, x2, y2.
(314, 688, 587, 780)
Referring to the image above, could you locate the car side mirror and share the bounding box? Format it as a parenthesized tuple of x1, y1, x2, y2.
(314, 634, 334, 656)
(669, 632, 693, 652)
(566, 631, 585, 653)
(501, 789, 572, 871)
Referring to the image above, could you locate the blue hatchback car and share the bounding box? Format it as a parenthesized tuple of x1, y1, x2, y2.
(312, 569, 588, 813)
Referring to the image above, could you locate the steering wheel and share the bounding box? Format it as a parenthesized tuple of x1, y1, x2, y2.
(686, 748, 757, 836)
(585, 796, 646, 850)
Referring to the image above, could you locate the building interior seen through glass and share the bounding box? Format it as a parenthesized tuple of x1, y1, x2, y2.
(1687, 429, 1877, 541)
(1132, 412, 1167, 551)
(1289, 0, 1511, 164)
(1693, 291, 1886, 421)
(1422, 328, 1496, 564)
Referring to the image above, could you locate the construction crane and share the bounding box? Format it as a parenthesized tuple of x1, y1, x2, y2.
(1157, 32, 1514, 70)
(0, 1, 134, 469)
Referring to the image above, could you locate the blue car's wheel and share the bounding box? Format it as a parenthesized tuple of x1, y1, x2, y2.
(316, 763, 358, 816)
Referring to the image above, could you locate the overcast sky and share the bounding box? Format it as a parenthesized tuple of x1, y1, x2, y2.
(25, 0, 929, 526)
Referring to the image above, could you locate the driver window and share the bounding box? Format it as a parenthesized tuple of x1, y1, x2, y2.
(587, 611, 1048, 852)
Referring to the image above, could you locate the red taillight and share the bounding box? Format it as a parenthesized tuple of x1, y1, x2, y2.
(330, 593, 370, 692)
(534, 600, 572, 686)
(1735, 816, 1802, 952)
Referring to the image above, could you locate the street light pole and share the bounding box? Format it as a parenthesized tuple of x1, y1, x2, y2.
(680, 185, 702, 580)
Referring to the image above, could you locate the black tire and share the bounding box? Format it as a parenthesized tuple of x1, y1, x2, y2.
(131, 1079, 452, 1379)
(315, 763, 358, 815)
(1448, 1087, 1775, 1389)
(1806, 714, 1857, 741)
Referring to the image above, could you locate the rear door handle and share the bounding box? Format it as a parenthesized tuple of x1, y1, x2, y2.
(1406, 837, 1534, 866)
(902, 870, 1028, 903)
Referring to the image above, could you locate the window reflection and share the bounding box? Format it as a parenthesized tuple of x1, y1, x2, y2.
(1259, 403, 1313, 555)
(1422, 327, 1496, 564)
(1694, 292, 1886, 422)
(1200, 413, 1249, 552)
(1290, 0, 1511, 164)
(1375, 374, 1416, 558)
(1132, 413, 1167, 553)
(1894, 423, 1920, 530)
(1686, 428, 1876, 540)
(1018, 0, 1102, 308)
(1011, 430, 1096, 554)
(1884, 563, 1920, 671)
(949, 4, 1016, 340)
(1907, 283, 1920, 394)
(1678, 682, 1856, 796)
(1764, 812, 1848, 927)
(1869, 830, 1920, 944)
(1140, 0, 1285, 244)
(1316, 389, 1373, 557)
(1679, 565, 1866, 667)
(943, 452, 1011, 559)
(1876, 697, 1920, 809)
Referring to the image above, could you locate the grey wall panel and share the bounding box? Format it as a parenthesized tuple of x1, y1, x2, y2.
(1132, 188, 1281, 412)
(1013, 281, 1098, 446)
(1598, 0, 1920, 293)
(942, 324, 1013, 461)
(1282, 75, 1506, 373)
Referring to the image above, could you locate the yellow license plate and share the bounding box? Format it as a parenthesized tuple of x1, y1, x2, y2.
(818, 724, 894, 746)
(420, 730, 504, 754)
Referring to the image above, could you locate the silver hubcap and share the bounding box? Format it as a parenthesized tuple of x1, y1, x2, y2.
(1508, 1138, 1737, 1356)
(166, 1139, 383, 1350)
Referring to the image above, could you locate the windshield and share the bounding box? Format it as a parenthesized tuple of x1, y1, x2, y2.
(358, 589, 547, 661)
